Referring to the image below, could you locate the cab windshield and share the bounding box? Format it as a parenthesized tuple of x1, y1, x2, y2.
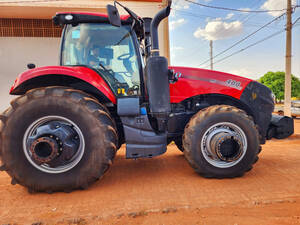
(61, 23, 140, 96)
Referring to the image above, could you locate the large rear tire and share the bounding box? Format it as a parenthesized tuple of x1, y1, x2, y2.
(0, 87, 118, 193)
(183, 105, 260, 178)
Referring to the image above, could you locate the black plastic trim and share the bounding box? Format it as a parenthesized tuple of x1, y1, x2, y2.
(267, 115, 294, 139)
(117, 97, 140, 116)
(120, 115, 167, 159)
(59, 25, 67, 65)
(131, 30, 146, 102)
(167, 94, 256, 138)
(240, 81, 274, 144)
(53, 13, 133, 27)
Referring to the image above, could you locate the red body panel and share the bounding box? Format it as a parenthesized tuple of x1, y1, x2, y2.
(10, 66, 116, 104)
(169, 66, 253, 103)
(10, 65, 253, 105)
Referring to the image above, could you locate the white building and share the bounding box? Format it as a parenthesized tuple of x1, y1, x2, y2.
(0, 0, 170, 111)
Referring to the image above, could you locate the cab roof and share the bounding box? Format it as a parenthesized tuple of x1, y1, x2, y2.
(53, 12, 132, 26)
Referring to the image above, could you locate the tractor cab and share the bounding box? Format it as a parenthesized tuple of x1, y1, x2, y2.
(56, 13, 144, 97)
(53, 6, 173, 159)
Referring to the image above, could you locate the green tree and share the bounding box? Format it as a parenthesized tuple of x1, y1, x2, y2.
(258, 71, 300, 102)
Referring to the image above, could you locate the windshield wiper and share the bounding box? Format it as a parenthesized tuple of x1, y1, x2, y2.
(99, 63, 113, 75)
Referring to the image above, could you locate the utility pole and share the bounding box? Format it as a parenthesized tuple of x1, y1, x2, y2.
(284, 0, 292, 117)
(210, 40, 213, 70)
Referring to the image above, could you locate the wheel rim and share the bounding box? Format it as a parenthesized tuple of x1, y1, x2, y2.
(23, 116, 85, 174)
(201, 122, 247, 168)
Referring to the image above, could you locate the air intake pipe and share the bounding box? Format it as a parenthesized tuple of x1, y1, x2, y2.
(150, 0, 172, 56)
(145, 0, 172, 132)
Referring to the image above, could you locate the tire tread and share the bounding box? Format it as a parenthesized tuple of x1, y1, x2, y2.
(183, 105, 260, 178)
(0, 86, 118, 193)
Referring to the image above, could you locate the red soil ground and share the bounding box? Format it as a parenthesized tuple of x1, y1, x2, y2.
(0, 120, 300, 225)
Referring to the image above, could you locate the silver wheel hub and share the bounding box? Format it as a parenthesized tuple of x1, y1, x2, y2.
(23, 116, 85, 174)
(201, 122, 247, 168)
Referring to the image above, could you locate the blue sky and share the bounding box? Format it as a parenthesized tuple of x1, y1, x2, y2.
(169, 0, 300, 80)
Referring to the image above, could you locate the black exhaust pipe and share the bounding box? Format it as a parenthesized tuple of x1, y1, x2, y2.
(145, 0, 172, 132)
(150, 0, 172, 56)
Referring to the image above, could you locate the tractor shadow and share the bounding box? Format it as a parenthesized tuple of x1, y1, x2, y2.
(91, 147, 193, 189)
(92, 142, 300, 191)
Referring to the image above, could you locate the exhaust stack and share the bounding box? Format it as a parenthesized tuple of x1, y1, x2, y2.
(146, 0, 172, 132)
(150, 0, 171, 56)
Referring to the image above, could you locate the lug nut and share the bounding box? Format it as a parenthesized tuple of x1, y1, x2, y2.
(56, 137, 59, 141)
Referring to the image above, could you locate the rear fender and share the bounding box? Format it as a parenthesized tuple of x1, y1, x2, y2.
(10, 66, 116, 104)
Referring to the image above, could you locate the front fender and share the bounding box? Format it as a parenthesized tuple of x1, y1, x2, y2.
(10, 66, 116, 104)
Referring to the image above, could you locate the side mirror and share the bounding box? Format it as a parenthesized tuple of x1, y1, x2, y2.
(107, 4, 121, 27)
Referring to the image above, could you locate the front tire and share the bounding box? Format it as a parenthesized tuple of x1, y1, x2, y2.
(183, 105, 260, 178)
(0, 87, 118, 192)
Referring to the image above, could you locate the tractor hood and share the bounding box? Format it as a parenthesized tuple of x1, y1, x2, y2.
(169, 66, 253, 103)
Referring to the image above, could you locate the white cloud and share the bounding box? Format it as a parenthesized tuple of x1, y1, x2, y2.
(171, 46, 184, 51)
(172, 0, 191, 10)
(170, 18, 186, 30)
(170, 0, 212, 17)
(170, 10, 176, 17)
(193, 19, 243, 41)
(225, 13, 234, 20)
(261, 0, 297, 17)
(206, 17, 222, 22)
(170, 0, 191, 17)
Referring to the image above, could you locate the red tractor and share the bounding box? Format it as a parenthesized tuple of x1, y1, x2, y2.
(0, 1, 294, 193)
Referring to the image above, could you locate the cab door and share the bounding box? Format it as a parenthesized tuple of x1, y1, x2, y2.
(61, 23, 143, 98)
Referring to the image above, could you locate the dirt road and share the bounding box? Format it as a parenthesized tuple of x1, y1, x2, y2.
(0, 120, 300, 225)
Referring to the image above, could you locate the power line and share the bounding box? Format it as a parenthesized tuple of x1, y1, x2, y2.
(197, 12, 286, 67)
(293, 16, 300, 25)
(173, 9, 218, 20)
(171, 0, 271, 59)
(173, 8, 284, 29)
(206, 29, 285, 68)
(184, 0, 298, 13)
(173, 0, 283, 63)
(237, 0, 266, 27)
